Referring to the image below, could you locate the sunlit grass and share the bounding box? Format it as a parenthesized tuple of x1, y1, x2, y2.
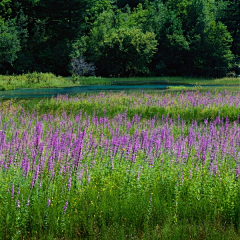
(1, 73, 240, 91)
(73, 76, 240, 86)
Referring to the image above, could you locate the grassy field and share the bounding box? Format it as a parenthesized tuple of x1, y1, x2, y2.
(2, 90, 240, 122)
(73, 76, 240, 86)
(1, 73, 240, 91)
(0, 90, 240, 239)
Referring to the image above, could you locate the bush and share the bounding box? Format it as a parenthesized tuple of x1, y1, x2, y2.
(70, 57, 96, 77)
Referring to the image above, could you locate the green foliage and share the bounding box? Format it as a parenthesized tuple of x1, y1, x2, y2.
(220, 0, 240, 59)
(165, 0, 193, 17)
(85, 0, 113, 25)
(153, 0, 233, 77)
(0, 19, 21, 65)
(0, 0, 12, 19)
(201, 21, 233, 76)
(91, 27, 157, 76)
(116, 0, 145, 9)
(0, 72, 68, 90)
(0, 0, 238, 77)
(79, 5, 158, 76)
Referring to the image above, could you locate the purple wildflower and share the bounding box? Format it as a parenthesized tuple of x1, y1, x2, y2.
(11, 185, 14, 199)
(63, 201, 68, 214)
(47, 199, 51, 207)
(68, 175, 71, 191)
(236, 166, 239, 180)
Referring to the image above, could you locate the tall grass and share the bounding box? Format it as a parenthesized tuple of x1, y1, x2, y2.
(3, 90, 240, 122)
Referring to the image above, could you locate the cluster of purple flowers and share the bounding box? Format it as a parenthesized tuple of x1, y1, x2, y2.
(0, 91, 240, 213)
(53, 90, 240, 109)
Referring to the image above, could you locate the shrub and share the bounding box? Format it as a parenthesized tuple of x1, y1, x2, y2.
(70, 56, 96, 77)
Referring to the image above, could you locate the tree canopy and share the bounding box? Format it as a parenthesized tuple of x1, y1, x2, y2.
(0, 0, 239, 77)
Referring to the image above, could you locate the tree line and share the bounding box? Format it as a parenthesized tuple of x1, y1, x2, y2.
(0, 0, 239, 77)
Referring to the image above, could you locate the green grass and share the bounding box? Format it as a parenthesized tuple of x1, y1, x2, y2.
(1, 89, 240, 123)
(1, 73, 240, 91)
(73, 76, 240, 86)
(166, 86, 188, 90)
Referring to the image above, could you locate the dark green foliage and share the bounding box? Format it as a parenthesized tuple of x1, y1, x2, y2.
(153, 11, 190, 76)
(0, 0, 12, 19)
(0, 0, 238, 77)
(115, 0, 145, 9)
(88, 27, 157, 76)
(0, 19, 21, 68)
(221, 0, 240, 54)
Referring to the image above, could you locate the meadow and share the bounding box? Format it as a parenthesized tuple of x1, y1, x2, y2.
(1, 90, 240, 239)
(0, 73, 240, 91)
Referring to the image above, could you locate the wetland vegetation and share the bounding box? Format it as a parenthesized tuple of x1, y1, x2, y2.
(1, 0, 240, 239)
(0, 90, 240, 239)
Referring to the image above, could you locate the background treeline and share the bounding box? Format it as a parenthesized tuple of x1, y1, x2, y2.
(0, 0, 239, 77)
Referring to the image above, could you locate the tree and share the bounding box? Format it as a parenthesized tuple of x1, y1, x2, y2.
(186, 0, 233, 76)
(80, 8, 158, 76)
(151, 9, 190, 75)
(0, 0, 238, 76)
(98, 27, 157, 76)
(221, 0, 240, 63)
(0, 19, 21, 71)
(5, 0, 88, 75)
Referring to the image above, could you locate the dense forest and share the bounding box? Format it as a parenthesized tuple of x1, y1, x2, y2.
(0, 0, 239, 77)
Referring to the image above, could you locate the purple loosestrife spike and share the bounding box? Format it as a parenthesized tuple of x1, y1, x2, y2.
(180, 172, 184, 185)
(63, 201, 68, 214)
(236, 167, 239, 180)
(31, 165, 39, 188)
(137, 172, 139, 180)
(47, 199, 51, 207)
(68, 175, 71, 191)
(189, 169, 192, 179)
(24, 160, 29, 178)
(11, 185, 14, 199)
(78, 169, 84, 180)
(16, 200, 20, 208)
(149, 195, 152, 205)
(88, 175, 91, 183)
(149, 156, 154, 167)
(26, 199, 30, 206)
(214, 164, 217, 176)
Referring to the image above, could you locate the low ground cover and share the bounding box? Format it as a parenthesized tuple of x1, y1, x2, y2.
(0, 90, 240, 239)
